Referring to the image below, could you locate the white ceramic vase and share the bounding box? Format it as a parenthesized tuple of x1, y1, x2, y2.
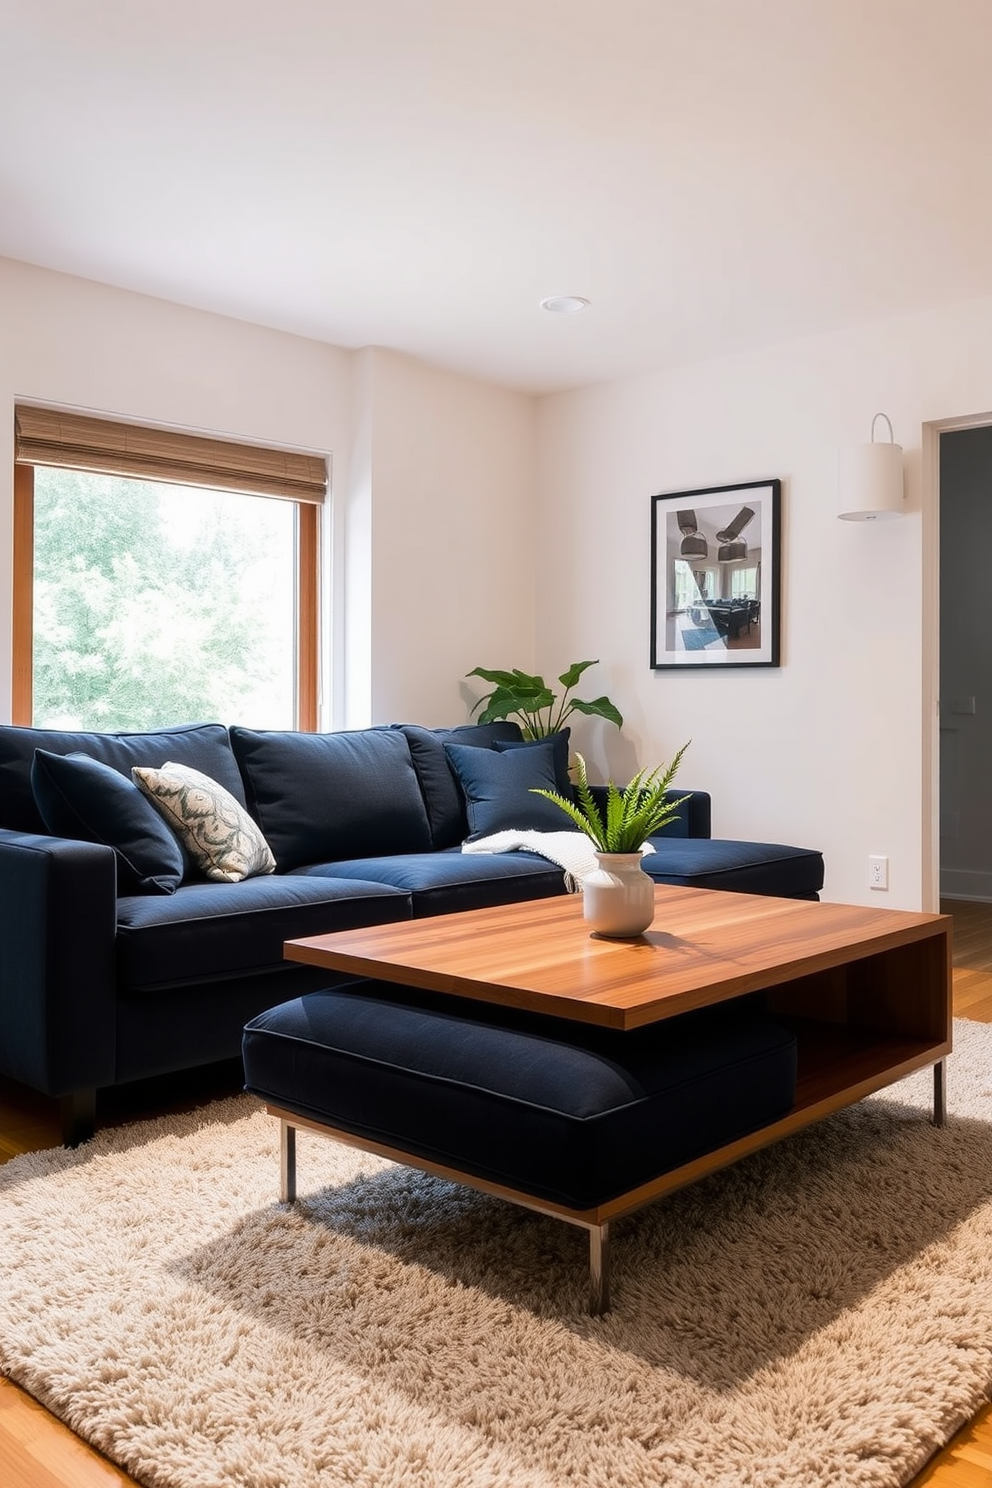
(583, 851, 655, 938)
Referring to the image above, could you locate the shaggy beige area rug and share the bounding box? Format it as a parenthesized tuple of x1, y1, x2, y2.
(2, 1021, 992, 1488)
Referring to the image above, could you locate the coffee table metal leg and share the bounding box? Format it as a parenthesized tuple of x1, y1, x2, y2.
(280, 1120, 297, 1203)
(589, 1222, 611, 1316)
(274, 1115, 613, 1314)
(933, 1059, 947, 1128)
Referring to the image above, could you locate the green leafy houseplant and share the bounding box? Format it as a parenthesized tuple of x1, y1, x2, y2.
(531, 744, 691, 854)
(465, 660, 623, 739)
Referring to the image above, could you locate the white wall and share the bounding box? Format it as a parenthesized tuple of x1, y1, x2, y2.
(536, 293, 992, 911)
(15, 255, 992, 909)
(359, 347, 536, 727)
(0, 259, 537, 735)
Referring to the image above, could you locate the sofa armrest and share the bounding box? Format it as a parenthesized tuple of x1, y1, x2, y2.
(657, 788, 710, 839)
(0, 829, 118, 1098)
(585, 786, 711, 839)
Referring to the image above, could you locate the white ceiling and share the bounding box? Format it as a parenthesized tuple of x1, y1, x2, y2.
(2, 0, 991, 395)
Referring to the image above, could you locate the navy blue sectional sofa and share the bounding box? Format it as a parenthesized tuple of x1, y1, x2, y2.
(0, 718, 823, 1143)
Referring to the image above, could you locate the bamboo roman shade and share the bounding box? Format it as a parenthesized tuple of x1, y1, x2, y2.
(14, 405, 326, 504)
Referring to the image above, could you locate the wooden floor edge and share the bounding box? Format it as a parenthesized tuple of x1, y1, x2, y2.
(0, 1374, 139, 1486)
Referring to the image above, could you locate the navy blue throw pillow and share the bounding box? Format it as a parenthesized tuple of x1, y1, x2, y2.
(443, 737, 570, 841)
(491, 729, 572, 798)
(30, 750, 185, 894)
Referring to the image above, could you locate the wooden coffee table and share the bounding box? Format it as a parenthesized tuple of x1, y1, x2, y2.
(282, 885, 951, 1309)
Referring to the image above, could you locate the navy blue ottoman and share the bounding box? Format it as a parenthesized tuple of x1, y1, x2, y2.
(243, 984, 797, 1312)
(642, 838, 824, 899)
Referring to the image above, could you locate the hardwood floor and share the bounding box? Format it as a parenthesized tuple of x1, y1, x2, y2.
(1, 902, 991, 1488)
(940, 898, 992, 968)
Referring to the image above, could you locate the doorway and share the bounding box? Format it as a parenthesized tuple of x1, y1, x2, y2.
(938, 425, 992, 905)
(933, 420, 992, 973)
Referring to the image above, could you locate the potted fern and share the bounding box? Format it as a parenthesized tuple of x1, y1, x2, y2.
(531, 744, 690, 938)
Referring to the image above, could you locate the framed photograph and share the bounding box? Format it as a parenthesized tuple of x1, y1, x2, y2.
(650, 479, 781, 669)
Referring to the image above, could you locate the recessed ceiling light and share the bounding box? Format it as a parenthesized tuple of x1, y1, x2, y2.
(540, 295, 590, 314)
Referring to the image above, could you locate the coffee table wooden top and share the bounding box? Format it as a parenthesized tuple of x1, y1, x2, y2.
(285, 885, 951, 1030)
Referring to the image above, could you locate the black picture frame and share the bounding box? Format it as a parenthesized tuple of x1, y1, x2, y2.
(650, 479, 781, 669)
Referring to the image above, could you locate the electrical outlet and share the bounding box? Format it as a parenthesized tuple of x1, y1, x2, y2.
(868, 855, 888, 891)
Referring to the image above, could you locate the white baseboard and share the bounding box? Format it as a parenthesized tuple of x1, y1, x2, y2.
(939, 866, 992, 902)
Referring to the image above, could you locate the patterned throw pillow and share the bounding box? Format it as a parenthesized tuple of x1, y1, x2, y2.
(132, 761, 276, 883)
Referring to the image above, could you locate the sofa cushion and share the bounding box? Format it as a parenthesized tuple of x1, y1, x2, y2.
(30, 750, 185, 895)
(0, 722, 245, 835)
(116, 875, 412, 994)
(491, 729, 572, 797)
(393, 722, 523, 849)
(293, 848, 568, 917)
(641, 838, 825, 899)
(242, 987, 798, 1209)
(443, 737, 567, 840)
(133, 761, 275, 883)
(230, 728, 433, 870)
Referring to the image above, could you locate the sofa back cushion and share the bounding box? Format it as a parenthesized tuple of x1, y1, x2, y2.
(394, 721, 524, 849)
(0, 722, 246, 835)
(229, 727, 433, 870)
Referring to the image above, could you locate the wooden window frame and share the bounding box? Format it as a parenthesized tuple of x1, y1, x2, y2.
(12, 462, 33, 727)
(13, 461, 320, 731)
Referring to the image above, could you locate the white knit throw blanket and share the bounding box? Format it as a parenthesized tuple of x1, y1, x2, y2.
(462, 830, 655, 892)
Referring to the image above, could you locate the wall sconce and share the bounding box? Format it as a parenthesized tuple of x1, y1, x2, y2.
(837, 413, 905, 521)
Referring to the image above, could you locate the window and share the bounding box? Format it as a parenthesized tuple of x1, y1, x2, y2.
(672, 561, 715, 611)
(13, 407, 324, 731)
(730, 565, 759, 600)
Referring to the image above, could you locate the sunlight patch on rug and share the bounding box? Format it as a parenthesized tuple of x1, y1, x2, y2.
(2, 1021, 992, 1487)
